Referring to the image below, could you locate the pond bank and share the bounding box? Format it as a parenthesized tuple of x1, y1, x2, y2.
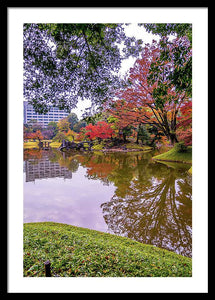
(24, 222, 192, 277)
(152, 145, 192, 164)
(24, 140, 152, 152)
(101, 145, 152, 153)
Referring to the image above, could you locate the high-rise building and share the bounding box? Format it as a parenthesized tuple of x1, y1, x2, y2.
(23, 101, 69, 126)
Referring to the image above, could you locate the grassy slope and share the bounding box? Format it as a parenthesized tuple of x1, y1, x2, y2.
(153, 145, 192, 164)
(24, 222, 191, 277)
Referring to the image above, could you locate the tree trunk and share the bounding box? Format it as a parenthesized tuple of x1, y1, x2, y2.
(163, 110, 178, 145)
(169, 111, 178, 145)
(136, 125, 140, 144)
(123, 132, 127, 143)
(169, 132, 178, 145)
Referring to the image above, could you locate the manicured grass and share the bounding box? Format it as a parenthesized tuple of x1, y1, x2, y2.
(153, 145, 192, 164)
(24, 222, 191, 277)
(24, 140, 61, 149)
(49, 141, 61, 148)
(23, 141, 39, 149)
(93, 142, 152, 152)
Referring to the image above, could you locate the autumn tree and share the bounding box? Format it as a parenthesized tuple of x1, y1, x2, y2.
(33, 130, 44, 141)
(65, 129, 77, 141)
(107, 37, 192, 145)
(106, 100, 164, 145)
(106, 99, 140, 142)
(57, 117, 70, 132)
(176, 101, 192, 146)
(82, 121, 114, 141)
(24, 130, 44, 141)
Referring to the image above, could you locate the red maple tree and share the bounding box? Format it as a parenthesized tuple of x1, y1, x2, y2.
(106, 38, 192, 145)
(176, 101, 192, 146)
(83, 121, 114, 141)
(24, 130, 44, 141)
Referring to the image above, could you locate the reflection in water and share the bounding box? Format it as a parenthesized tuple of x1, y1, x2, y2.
(25, 157, 73, 182)
(101, 166, 192, 257)
(24, 149, 192, 257)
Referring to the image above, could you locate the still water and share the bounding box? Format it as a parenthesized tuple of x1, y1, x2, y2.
(24, 149, 192, 257)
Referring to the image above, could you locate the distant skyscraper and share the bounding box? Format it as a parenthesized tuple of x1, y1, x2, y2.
(23, 101, 69, 126)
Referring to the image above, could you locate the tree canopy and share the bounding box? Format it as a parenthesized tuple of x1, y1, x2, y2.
(106, 37, 192, 145)
(23, 23, 192, 146)
(23, 23, 143, 114)
(142, 23, 192, 97)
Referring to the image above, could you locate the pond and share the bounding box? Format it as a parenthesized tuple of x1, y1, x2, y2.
(23, 148, 192, 258)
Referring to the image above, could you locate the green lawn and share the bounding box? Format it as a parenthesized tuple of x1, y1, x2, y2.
(23, 141, 39, 149)
(24, 222, 192, 277)
(24, 140, 61, 149)
(153, 145, 192, 164)
(49, 141, 61, 148)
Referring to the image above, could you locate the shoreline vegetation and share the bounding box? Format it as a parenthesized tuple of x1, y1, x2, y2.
(23, 139, 152, 151)
(24, 222, 192, 277)
(23, 139, 192, 169)
(152, 144, 192, 174)
(152, 145, 192, 164)
(23, 140, 192, 176)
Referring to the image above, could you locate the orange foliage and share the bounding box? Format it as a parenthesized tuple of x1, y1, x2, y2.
(106, 40, 192, 145)
(82, 121, 114, 141)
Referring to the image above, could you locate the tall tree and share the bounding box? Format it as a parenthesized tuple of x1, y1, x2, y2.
(176, 101, 192, 146)
(67, 113, 79, 130)
(107, 38, 192, 145)
(23, 23, 143, 114)
(57, 117, 70, 132)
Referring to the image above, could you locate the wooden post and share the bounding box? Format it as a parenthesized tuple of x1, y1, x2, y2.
(44, 260, 51, 277)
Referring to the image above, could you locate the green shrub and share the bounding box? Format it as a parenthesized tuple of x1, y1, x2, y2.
(175, 141, 188, 153)
(92, 144, 104, 150)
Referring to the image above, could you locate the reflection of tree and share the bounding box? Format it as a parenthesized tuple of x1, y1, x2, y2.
(53, 150, 192, 257)
(48, 150, 80, 173)
(101, 167, 192, 257)
(77, 152, 155, 192)
(24, 149, 192, 257)
(24, 149, 43, 160)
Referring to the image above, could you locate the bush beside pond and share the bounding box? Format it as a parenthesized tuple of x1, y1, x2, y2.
(24, 222, 192, 277)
